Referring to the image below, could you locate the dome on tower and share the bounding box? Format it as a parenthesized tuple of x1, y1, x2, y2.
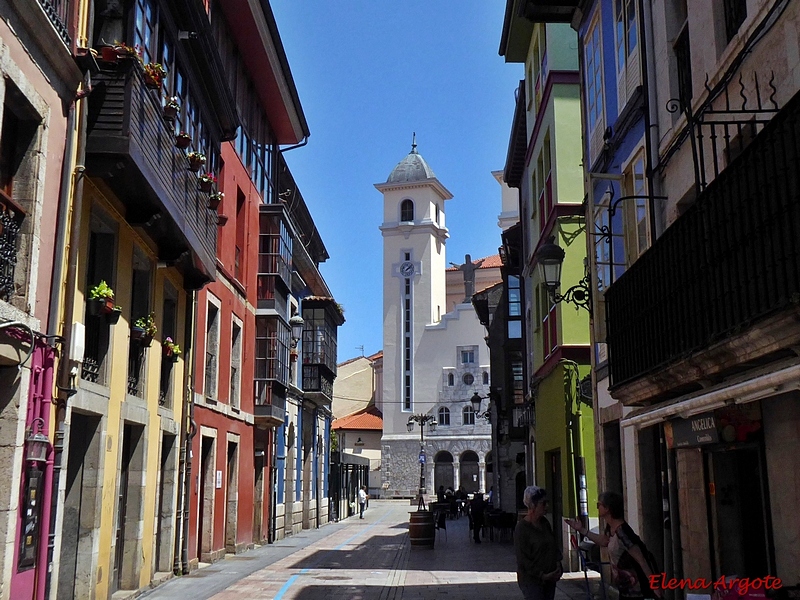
(386, 136, 436, 184)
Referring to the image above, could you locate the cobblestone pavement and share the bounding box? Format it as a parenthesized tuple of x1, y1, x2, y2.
(142, 500, 600, 600)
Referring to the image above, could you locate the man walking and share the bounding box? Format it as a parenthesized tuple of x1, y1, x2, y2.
(358, 486, 368, 519)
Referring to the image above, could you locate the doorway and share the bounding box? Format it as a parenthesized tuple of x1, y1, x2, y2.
(253, 450, 264, 543)
(57, 413, 102, 600)
(225, 441, 239, 553)
(705, 445, 772, 577)
(434, 451, 454, 492)
(113, 424, 145, 592)
(155, 434, 176, 572)
(197, 436, 215, 561)
(459, 451, 480, 493)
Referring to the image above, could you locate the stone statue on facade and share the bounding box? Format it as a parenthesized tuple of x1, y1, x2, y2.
(450, 254, 484, 302)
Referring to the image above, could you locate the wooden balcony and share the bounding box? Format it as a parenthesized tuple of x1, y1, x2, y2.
(85, 62, 217, 289)
(605, 90, 800, 398)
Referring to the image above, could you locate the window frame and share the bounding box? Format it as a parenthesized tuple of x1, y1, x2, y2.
(438, 407, 450, 427)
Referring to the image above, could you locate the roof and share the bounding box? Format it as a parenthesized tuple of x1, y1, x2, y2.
(332, 405, 383, 431)
(387, 137, 436, 183)
(446, 254, 503, 271)
(337, 350, 383, 368)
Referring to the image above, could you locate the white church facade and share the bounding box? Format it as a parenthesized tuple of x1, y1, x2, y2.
(375, 140, 505, 498)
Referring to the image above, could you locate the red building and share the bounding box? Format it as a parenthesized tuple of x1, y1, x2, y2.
(188, 0, 310, 566)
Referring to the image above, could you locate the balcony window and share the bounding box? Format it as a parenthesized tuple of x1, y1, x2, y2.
(158, 283, 177, 407)
(254, 316, 289, 392)
(258, 214, 292, 305)
(230, 319, 242, 409)
(723, 0, 746, 43)
(81, 214, 117, 385)
(674, 24, 692, 108)
(127, 250, 152, 397)
(204, 301, 220, 401)
(301, 307, 338, 374)
(507, 275, 522, 339)
(584, 13, 605, 162)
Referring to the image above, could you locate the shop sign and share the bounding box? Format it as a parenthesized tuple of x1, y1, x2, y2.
(666, 412, 719, 448)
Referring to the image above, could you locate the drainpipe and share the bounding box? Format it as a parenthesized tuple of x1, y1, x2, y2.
(270, 429, 277, 542)
(46, 89, 87, 599)
(175, 291, 196, 574)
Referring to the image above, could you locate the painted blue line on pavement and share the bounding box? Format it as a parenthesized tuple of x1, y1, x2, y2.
(273, 507, 400, 600)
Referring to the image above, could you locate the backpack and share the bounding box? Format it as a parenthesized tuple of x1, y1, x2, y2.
(614, 523, 660, 598)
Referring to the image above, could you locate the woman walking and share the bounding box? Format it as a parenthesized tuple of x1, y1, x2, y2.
(565, 491, 661, 600)
(514, 486, 563, 600)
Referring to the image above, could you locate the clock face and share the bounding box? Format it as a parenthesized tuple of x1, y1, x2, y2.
(400, 261, 415, 277)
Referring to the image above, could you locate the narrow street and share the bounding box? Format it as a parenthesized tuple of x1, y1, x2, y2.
(141, 500, 598, 600)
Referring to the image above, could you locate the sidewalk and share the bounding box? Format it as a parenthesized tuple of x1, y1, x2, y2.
(141, 500, 600, 600)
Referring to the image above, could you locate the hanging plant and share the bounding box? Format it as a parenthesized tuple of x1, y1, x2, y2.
(187, 151, 206, 173)
(88, 280, 115, 315)
(163, 96, 180, 120)
(208, 191, 224, 211)
(198, 172, 217, 193)
(105, 306, 123, 325)
(162, 337, 182, 361)
(175, 131, 192, 149)
(132, 312, 158, 346)
(143, 62, 166, 89)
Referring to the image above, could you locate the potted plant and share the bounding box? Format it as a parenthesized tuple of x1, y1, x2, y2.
(175, 131, 192, 149)
(143, 63, 166, 89)
(105, 305, 123, 325)
(163, 96, 180, 120)
(132, 312, 158, 346)
(88, 280, 115, 316)
(114, 42, 139, 59)
(187, 151, 206, 173)
(99, 44, 119, 63)
(208, 191, 224, 210)
(162, 337, 182, 361)
(198, 172, 217, 193)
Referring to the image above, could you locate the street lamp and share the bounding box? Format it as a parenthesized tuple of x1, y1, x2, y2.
(25, 417, 49, 464)
(469, 391, 491, 421)
(535, 236, 592, 315)
(289, 314, 304, 348)
(407, 413, 437, 510)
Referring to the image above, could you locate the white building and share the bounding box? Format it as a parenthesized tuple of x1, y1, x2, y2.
(376, 140, 502, 498)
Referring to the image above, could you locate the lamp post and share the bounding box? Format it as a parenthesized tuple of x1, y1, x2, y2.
(469, 391, 492, 421)
(535, 236, 592, 315)
(26, 417, 50, 464)
(289, 313, 303, 363)
(407, 413, 437, 510)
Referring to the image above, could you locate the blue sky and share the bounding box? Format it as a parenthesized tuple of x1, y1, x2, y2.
(271, 2, 522, 361)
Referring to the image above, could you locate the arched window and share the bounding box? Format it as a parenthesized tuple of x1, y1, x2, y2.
(447, 373, 454, 386)
(462, 406, 475, 426)
(482, 371, 489, 385)
(438, 407, 450, 426)
(400, 199, 414, 222)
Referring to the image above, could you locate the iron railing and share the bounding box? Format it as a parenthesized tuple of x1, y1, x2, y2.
(0, 197, 23, 301)
(606, 89, 800, 388)
(38, 0, 71, 45)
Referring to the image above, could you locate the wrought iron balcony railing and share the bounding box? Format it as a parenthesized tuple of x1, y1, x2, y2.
(0, 196, 23, 302)
(38, 0, 71, 45)
(605, 90, 800, 390)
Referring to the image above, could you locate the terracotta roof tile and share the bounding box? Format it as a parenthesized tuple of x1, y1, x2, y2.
(332, 405, 383, 431)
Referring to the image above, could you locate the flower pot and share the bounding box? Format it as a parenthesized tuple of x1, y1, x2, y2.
(102, 297, 115, 314)
(105, 308, 122, 325)
(217, 214, 229, 226)
(131, 326, 146, 341)
(188, 158, 204, 173)
(87, 298, 105, 316)
(207, 195, 222, 210)
(142, 334, 153, 348)
(199, 180, 213, 193)
(175, 135, 192, 150)
(163, 346, 173, 358)
(100, 46, 118, 63)
(144, 74, 161, 89)
(163, 105, 178, 120)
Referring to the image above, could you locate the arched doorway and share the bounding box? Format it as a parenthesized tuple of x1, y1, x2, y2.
(434, 451, 454, 492)
(460, 451, 480, 493)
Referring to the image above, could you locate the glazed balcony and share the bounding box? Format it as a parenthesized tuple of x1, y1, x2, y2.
(85, 62, 217, 289)
(605, 91, 800, 394)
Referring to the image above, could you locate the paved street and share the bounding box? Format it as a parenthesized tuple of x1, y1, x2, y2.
(141, 500, 599, 600)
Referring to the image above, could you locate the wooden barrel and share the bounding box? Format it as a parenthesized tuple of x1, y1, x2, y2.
(409, 511, 435, 548)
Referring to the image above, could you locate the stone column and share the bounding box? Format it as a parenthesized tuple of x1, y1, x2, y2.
(479, 461, 486, 493)
(453, 460, 460, 490)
